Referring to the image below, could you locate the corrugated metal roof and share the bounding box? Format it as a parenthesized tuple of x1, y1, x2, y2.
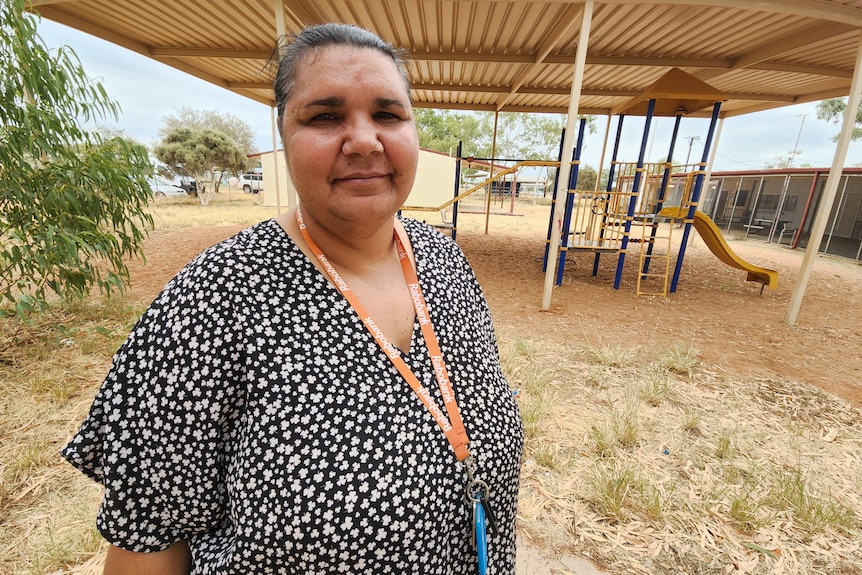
(29, 0, 862, 118)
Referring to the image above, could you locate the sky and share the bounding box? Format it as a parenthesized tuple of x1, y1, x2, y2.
(36, 18, 862, 174)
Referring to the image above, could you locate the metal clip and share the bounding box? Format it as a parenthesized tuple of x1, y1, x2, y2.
(464, 454, 477, 483)
(465, 479, 489, 503)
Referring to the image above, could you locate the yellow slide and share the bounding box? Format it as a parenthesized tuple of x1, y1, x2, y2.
(658, 207, 778, 289)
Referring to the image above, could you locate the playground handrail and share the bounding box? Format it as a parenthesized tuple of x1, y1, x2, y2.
(401, 160, 560, 212)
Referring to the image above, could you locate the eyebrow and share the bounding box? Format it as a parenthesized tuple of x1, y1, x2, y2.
(304, 96, 344, 109)
(302, 96, 409, 110)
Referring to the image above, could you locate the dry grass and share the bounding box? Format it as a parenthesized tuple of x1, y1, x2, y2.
(0, 298, 144, 575)
(147, 186, 276, 230)
(505, 332, 862, 575)
(2, 197, 861, 574)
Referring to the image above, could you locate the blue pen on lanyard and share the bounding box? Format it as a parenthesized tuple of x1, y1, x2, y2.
(475, 499, 487, 575)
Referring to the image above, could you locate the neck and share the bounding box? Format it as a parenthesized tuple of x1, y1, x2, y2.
(293, 206, 398, 275)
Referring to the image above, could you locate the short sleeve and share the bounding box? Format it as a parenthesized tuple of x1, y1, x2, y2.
(61, 248, 248, 552)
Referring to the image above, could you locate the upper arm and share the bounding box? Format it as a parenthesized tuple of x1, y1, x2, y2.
(103, 541, 191, 575)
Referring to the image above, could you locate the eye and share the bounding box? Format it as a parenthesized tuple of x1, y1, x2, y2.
(310, 112, 341, 123)
(374, 110, 405, 122)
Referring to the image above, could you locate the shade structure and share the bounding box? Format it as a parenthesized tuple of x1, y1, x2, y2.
(28, 1, 862, 119)
(615, 67, 728, 116)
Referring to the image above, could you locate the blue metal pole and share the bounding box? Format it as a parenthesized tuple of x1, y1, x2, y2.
(643, 113, 682, 274)
(451, 141, 463, 242)
(556, 117, 588, 285)
(614, 98, 656, 289)
(543, 129, 567, 272)
(670, 101, 723, 292)
(593, 114, 625, 277)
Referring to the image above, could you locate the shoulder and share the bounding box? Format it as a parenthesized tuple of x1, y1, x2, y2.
(165, 219, 295, 290)
(190, 219, 290, 267)
(399, 217, 463, 261)
(399, 216, 483, 295)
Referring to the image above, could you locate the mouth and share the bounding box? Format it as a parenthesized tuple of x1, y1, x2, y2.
(334, 172, 390, 189)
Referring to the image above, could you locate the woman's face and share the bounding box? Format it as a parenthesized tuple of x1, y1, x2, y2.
(281, 45, 419, 234)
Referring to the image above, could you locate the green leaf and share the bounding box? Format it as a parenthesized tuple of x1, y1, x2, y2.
(0, 0, 153, 318)
(741, 542, 779, 559)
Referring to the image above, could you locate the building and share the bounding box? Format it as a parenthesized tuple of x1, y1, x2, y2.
(698, 168, 862, 261)
(250, 148, 457, 211)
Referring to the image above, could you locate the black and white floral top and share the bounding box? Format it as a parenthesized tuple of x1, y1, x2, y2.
(63, 218, 523, 574)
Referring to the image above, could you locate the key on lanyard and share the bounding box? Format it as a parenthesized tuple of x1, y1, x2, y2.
(474, 498, 488, 575)
(467, 479, 498, 575)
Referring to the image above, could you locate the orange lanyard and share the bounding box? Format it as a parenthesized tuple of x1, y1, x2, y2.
(295, 208, 471, 462)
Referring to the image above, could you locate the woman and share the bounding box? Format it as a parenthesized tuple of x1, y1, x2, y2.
(63, 23, 523, 574)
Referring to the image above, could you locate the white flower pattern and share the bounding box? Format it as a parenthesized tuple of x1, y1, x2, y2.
(62, 218, 523, 574)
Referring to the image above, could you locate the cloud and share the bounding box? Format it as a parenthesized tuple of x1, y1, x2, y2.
(37, 19, 274, 151)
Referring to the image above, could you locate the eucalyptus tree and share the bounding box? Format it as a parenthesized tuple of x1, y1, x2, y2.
(816, 98, 862, 141)
(160, 107, 257, 171)
(1, 0, 153, 317)
(153, 128, 246, 205)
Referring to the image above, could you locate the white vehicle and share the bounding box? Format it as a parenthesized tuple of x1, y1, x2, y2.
(238, 173, 263, 194)
(147, 176, 189, 198)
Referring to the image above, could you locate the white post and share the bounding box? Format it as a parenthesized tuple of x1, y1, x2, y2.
(541, 0, 594, 310)
(594, 113, 612, 193)
(786, 30, 862, 325)
(271, 106, 283, 213)
(485, 112, 500, 234)
(271, 0, 286, 213)
(702, 116, 724, 212)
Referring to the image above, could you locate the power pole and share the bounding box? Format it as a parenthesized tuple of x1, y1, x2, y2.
(787, 114, 807, 167)
(684, 136, 701, 165)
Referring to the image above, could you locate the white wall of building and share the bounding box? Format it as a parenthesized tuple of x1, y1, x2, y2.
(258, 148, 457, 210)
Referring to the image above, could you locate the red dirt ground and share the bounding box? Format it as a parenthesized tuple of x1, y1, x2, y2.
(126, 209, 862, 408)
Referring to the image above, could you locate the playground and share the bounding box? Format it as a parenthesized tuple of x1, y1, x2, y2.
(453, 204, 861, 406)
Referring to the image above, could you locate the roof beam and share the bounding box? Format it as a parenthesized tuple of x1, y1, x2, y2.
(209, 78, 794, 104)
(592, 0, 862, 29)
(81, 45, 858, 83)
(697, 22, 856, 82)
(493, 4, 585, 111)
(414, 51, 733, 68)
(574, 55, 731, 68)
(412, 101, 610, 115)
(413, 52, 533, 64)
(412, 84, 511, 94)
(418, 53, 855, 80)
(151, 47, 271, 59)
(749, 62, 853, 79)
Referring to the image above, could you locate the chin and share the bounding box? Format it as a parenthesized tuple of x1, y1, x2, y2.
(338, 194, 406, 220)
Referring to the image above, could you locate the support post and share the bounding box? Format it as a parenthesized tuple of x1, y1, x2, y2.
(555, 117, 588, 285)
(541, 0, 594, 310)
(271, 0, 286, 212)
(788, 32, 862, 324)
(543, 130, 567, 273)
(593, 115, 625, 277)
(643, 113, 682, 274)
(485, 112, 499, 235)
(670, 101, 722, 293)
(451, 141, 462, 241)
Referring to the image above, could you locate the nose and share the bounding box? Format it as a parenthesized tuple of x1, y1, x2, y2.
(341, 116, 384, 156)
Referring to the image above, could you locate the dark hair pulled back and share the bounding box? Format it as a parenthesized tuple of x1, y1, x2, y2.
(274, 23, 411, 133)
